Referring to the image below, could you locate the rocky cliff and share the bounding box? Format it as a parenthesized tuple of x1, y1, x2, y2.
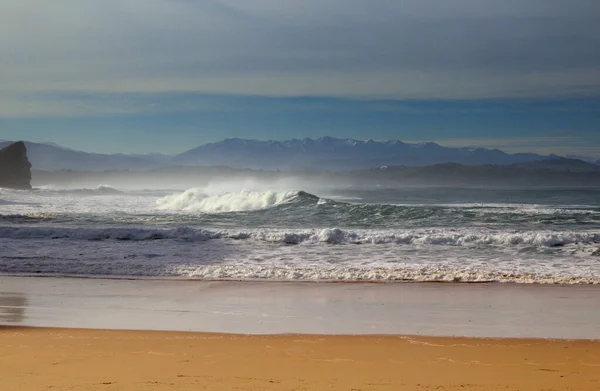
(0, 141, 32, 189)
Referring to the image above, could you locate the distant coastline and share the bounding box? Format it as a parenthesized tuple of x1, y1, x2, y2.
(4, 137, 599, 173)
(32, 159, 600, 188)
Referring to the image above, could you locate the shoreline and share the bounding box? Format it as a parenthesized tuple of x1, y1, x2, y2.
(2, 272, 599, 285)
(2, 276, 600, 339)
(2, 325, 600, 342)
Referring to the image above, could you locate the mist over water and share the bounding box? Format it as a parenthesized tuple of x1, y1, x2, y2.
(1, 176, 599, 284)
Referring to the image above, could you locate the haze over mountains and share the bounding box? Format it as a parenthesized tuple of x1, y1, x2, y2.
(4, 137, 597, 172)
(0, 140, 169, 172)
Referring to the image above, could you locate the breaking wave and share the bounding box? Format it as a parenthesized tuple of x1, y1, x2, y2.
(1, 226, 598, 247)
(152, 188, 599, 230)
(156, 189, 318, 213)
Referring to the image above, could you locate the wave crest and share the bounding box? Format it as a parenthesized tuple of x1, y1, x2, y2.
(156, 189, 317, 213)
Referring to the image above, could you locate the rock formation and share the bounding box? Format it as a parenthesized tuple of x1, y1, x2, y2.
(0, 141, 32, 189)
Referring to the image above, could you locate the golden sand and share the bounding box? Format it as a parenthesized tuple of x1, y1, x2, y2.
(1, 327, 599, 390)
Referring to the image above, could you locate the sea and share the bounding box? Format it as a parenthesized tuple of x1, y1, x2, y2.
(1, 183, 599, 284)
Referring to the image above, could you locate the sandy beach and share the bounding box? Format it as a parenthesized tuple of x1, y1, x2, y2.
(1, 327, 599, 390)
(2, 277, 600, 390)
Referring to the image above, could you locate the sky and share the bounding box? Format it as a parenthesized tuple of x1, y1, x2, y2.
(1, 0, 599, 156)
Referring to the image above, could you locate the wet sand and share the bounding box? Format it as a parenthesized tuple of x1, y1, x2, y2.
(2, 276, 600, 338)
(1, 327, 599, 391)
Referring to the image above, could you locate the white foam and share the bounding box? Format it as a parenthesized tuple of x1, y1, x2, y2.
(156, 188, 300, 213)
(234, 227, 600, 247)
(168, 264, 600, 284)
(1, 245, 599, 284)
(2, 226, 599, 284)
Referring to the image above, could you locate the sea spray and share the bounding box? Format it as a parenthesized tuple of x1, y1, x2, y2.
(156, 188, 307, 213)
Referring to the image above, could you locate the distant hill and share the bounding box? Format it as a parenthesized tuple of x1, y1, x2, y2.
(337, 159, 600, 187)
(345, 159, 600, 187)
(32, 158, 600, 189)
(4, 137, 597, 172)
(510, 157, 600, 172)
(0, 141, 168, 171)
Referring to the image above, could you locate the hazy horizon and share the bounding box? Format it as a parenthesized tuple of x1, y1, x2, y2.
(2, 135, 600, 160)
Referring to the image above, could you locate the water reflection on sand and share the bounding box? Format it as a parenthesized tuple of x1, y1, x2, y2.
(0, 292, 26, 324)
(1, 277, 600, 339)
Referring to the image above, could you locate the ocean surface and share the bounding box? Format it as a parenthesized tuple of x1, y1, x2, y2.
(1, 184, 599, 284)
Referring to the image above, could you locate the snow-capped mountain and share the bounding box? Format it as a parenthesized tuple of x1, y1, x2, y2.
(173, 137, 553, 170)
(1, 137, 571, 171)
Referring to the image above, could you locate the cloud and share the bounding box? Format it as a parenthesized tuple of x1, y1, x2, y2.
(1, 0, 599, 118)
(3, 90, 598, 119)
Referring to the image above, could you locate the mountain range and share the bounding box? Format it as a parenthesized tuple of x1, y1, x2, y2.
(2, 137, 598, 171)
(173, 137, 559, 170)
